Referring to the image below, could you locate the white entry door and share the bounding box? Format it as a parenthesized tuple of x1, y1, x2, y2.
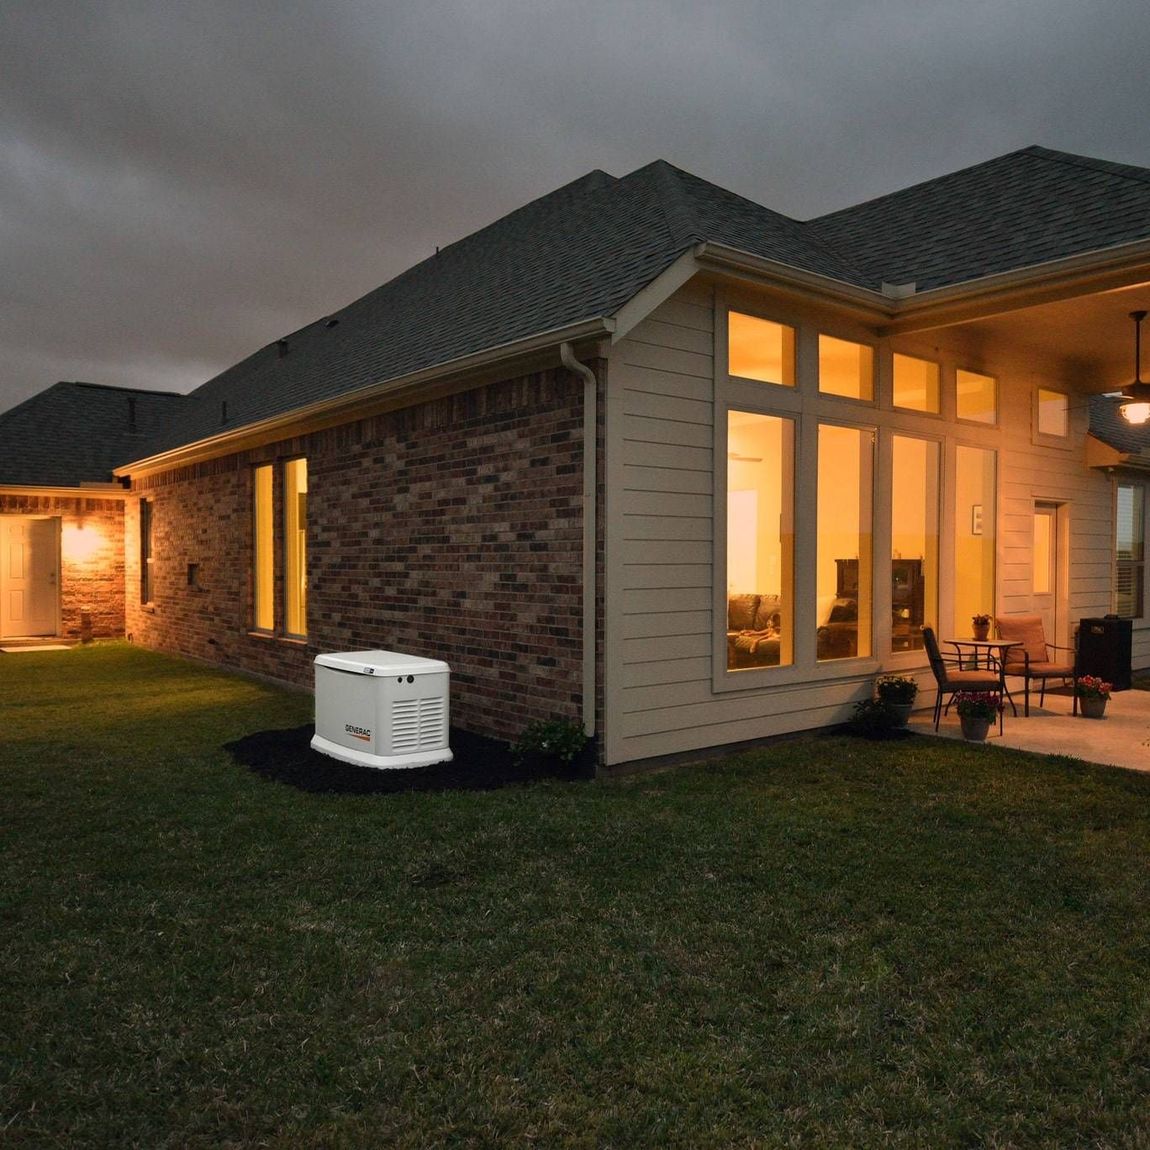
(0, 517, 59, 638)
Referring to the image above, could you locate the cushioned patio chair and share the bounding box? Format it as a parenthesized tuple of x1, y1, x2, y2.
(993, 614, 1078, 717)
(922, 626, 1005, 733)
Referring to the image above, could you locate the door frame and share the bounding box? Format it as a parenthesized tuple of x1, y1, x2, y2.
(0, 515, 61, 639)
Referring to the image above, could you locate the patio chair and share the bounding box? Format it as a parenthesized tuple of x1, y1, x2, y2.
(993, 614, 1078, 718)
(921, 626, 1005, 733)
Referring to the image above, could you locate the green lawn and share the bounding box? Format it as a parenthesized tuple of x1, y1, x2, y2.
(4, 643, 1150, 1148)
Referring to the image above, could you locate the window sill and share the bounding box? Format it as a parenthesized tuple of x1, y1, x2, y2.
(246, 630, 308, 647)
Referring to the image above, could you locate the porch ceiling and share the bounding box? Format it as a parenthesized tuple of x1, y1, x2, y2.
(915, 281, 1150, 391)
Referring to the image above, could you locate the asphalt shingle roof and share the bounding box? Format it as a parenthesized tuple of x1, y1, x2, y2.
(12, 143, 1150, 479)
(0, 382, 185, 486)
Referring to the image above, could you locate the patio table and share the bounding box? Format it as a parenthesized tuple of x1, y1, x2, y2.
(945, 638, 1021, 718)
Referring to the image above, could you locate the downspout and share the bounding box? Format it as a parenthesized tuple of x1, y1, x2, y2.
(560, 342, 597, 738)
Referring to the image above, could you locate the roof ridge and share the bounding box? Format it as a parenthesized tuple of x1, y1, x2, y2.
(638, 159, 704, 250)
(1024, 144, 1150, 187)
(63, 381, 186, 398)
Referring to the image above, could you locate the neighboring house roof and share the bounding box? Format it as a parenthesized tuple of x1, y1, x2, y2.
(0, 382, 185, 487)
(7, 144, 1144, 474)
(1089, 394, 1150, 455)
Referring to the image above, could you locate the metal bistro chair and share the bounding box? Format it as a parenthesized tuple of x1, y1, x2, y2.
(921, 626, 1005, 734)
(994, 614, 1079, 717)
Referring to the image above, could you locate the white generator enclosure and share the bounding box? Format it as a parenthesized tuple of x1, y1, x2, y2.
(311, 650, 453, 770)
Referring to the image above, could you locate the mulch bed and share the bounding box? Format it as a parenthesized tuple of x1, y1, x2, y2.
(226, 725, 595, 795)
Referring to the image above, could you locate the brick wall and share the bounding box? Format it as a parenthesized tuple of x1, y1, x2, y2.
(127, 367, 596, 742)
(0, 494, 125, 639)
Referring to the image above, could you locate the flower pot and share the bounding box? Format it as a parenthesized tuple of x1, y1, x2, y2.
(1078, 695, 1108, 719)
(972, 622, 990, 641)
(886, 702, 914, 728)
(960, 715, 991, 741)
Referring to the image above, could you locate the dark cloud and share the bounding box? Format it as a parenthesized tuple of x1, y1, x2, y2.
(2, 0, 1149, 413)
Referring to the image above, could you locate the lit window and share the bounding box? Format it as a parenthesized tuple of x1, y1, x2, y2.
(1037, 389, 1069, 437)
(140, 499, 154, 605)
(253, 465, 274, 631)
(284, 458, 308, 638)
(1117, 484, 1145, 618)
(819, 335, 873, 401)
(957, 369, 997, 424)
(893, 353, 940, 413)
(890, 436, 939, 651)
(728, 311, 795, 387)
(953, 446, 996, 634)
(726, 411, 794, 669)
(816, 424, 873, 660)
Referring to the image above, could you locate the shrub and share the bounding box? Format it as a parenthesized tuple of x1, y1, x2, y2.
(512, 718, 589, 765)
(876, 674, 917, 704)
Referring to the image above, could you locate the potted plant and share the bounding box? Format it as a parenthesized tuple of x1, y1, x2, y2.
(953, 690, 1001, 741)
(875, 674, 918, 727)
(971, 613, 992, 642)
(1075, 675, 1112, 719)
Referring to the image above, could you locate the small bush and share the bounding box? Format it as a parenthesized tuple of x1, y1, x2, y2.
(512, 718, 589, 765)
(876, 674, 918, 704)
(848, 698, 901, 738)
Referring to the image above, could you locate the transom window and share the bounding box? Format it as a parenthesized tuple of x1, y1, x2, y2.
(957, 369, 997, 424)
(818, 335, 873, 401)
(728, 311, 795, 387)
(1037, 388, 1069, 438)
(892, 353, 940, 413)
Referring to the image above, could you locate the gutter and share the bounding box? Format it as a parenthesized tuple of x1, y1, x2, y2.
(0, 483, 127, 499)
(116, 316, 615, 478)
(559, 341, 598, 740)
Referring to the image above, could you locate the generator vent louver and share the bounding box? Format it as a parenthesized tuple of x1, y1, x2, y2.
(311, 650, 453, 770)
(391, 696, 447, 752)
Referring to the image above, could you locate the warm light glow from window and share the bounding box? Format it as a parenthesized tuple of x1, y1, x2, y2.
(284, 457, 308, 638)
(728, 311, 795, 387)
(818, 335, 873, 401)
(892, 353, 940, 412)
(816, 424, 873, 660)
(61, 522, 104, 563)
(1037, 389, 1068, 437)
(957, 369, 997, 424)
(891, 436, 938, 651)
(954, 446, 996, 634)
(253, 465, 274, 631)
(726, 411, 794, 669)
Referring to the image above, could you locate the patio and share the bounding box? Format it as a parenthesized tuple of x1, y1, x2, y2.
(911, 682, 1150, 772)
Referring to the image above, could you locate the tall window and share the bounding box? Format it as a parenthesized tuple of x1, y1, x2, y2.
(726, 411, 794, 669)
(890, 436, 939, 651)
(817, 424, 873, 660)
(728, 311, 795, 387)
(1117, 484, 1145, 618)
(954, 446, 996, 633)
(139, 498, 153, 605)
(253, 464, 274, 631)
(893, 353, 940, 413)
(284, 458, 308, 638)
(1037, 389, 1069, 437)
(819, 335, 873, 401)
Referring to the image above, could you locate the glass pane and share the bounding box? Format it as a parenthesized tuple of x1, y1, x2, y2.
(139, 499, 153, 605)
(726, 411, 794, 669)
(892, 353, 940, 412)
(1117, 484, 1145, 618)
(253, 465, 274, 631)
(819, 335, 873, 400)
(728, 312, 795, 387)
(1037, 389, 1068, 437)
(891, 436, 938, 651)
(817, 424, 873, 660)
(284, 458, 308, 637)
(1033, 512, 1052, 594)
(954, 446, 996, 635)
(957, 369, 996, 424)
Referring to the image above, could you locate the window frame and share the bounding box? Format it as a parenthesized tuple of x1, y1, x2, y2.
(139, 497, 154, 606)
(282, 456, 308, 640)
(252, 462, 276, 634)
(1115, 481, 1146, 621)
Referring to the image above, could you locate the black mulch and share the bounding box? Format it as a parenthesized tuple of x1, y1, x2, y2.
(226, 725, 596, 795)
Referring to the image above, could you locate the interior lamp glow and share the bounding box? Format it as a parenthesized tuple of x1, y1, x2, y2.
(1119, 309, 1150, 425)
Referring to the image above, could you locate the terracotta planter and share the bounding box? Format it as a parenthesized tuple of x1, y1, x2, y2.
(972, 622, 990, 641)
(1078, 695, 1108, 719)
(960, 715, 991, 741)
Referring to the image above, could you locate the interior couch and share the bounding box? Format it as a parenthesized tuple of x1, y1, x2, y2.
(727, 594, 783, 668)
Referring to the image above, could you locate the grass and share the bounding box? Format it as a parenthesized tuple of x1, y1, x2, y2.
(4, 643, 1150, 1148)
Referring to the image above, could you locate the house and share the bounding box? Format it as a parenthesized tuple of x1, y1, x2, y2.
(3, 144, 1150, 768)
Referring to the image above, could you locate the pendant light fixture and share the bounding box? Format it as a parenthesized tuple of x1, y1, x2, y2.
(1119, 309, 1150, 425)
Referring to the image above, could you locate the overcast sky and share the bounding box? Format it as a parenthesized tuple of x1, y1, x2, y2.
(2, 0, 1149, 414)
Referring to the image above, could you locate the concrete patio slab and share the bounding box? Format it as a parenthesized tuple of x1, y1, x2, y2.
(909, 685, 1150, 772)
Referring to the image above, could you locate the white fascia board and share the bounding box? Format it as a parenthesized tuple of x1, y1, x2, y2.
(610, 251, 704, 342)
(116, 316, 615, 478)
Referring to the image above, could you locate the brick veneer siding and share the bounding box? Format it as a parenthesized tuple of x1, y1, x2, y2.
(126, 366, 597, 742)
(0, 493, 125, 639)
